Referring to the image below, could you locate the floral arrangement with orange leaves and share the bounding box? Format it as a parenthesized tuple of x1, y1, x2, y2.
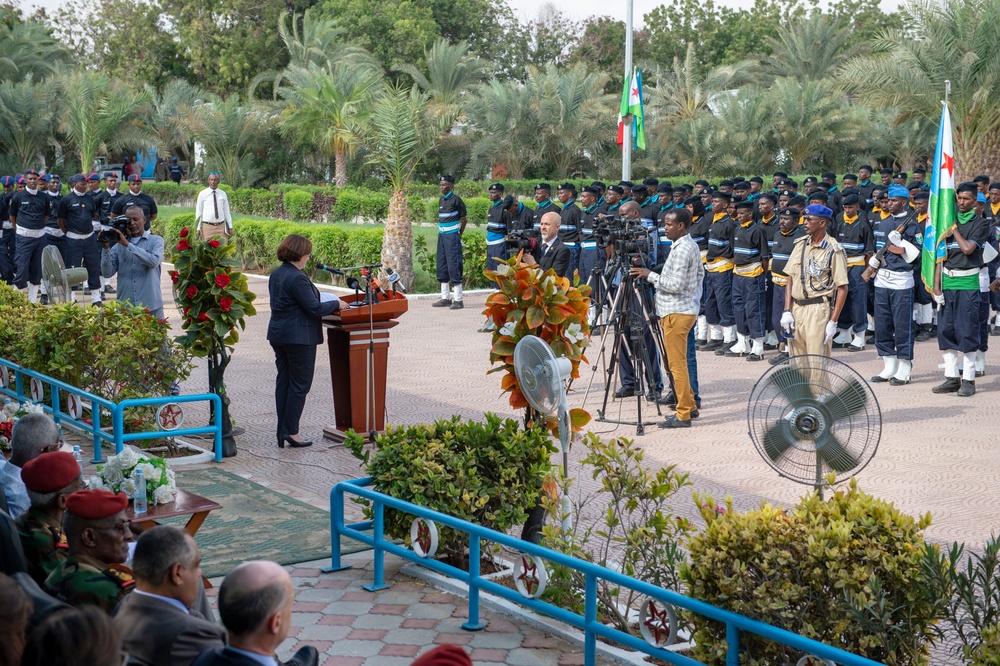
(483, 255, 592, 435)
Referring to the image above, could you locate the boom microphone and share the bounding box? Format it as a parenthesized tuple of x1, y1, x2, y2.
(315, 263, 345, 275)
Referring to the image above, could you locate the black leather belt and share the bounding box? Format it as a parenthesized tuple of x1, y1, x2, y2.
(794, 296, 829, 306)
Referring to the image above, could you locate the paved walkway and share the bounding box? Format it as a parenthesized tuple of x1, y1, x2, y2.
(71, 266, 1000, 664)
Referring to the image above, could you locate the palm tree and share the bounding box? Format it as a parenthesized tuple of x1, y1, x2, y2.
(767, 77, 870, 173)
(644, 44, 753, 124)
(464, 79, 542, 179)
(277, 63, 383, 187)
(0, 77, 58, 168)
(185, 96, 276, 188)
(395, 39, 487, 113)
(839, 0, 1000, 179)
(58, 72, 150, 174)
(669, 114, 735, 179)
(359, 85, 456, 288)
(713, 89, 778, 175)
(0, 21, 70, 83)
(145, 79, 205, 162)
(756, 13, 852, 82)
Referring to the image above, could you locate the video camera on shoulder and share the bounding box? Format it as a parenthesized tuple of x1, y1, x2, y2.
(98, 215, 131, 243)
(505, 227, 540, 254)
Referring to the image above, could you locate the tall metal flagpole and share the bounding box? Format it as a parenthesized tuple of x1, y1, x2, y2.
(621, 0, 633, 181)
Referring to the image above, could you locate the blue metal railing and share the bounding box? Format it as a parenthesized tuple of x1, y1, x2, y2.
(0, 358, 224, 462)
(327, 478, 884, 666)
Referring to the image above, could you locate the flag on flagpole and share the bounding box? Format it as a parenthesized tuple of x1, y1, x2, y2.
(922, 103, 955, 291)
(616, 68, 646, 150)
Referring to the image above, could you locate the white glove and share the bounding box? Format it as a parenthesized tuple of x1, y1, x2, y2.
(888, 230, 903, 246)
(780, 310, 795, 334)
(824, 320, 838, 345)
(933, 292, 945, 306)
(868, 255, 880, 269)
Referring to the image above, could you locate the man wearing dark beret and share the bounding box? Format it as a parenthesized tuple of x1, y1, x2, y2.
(432, 175, 468, 309)
(984, 183, 1000, 338)
(830, 192, 874, 351)
(578, 185, 604, 294)
(45, 488, 135, 612)
(768, 207, 805, 364)
(703, 190, 738, 353)
(532, 182, 560, 233)
(618, 180, 633, 201)
(111, 174, 158, 231)
(484, 182, 509, 276)
(0, 174, 14, 284)
(557, 182, 582, 273)
(729, 199, 770, 360)
(599, 185, 623, 218)
(932, 182, 992, 396)
(15, 451, 84, 585)
(756, 192, 781, 347)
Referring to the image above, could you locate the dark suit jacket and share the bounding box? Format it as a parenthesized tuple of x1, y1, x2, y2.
(537, 237, 572, 279)
(192, 647, 273, 666)
(114, 592, 227, 666)
(266, 262, 340, 346)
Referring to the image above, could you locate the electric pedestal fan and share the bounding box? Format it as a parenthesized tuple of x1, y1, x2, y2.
(748, 355, 881, 494)
(513, 335, 573, 530)
(41, 246, 88, 303)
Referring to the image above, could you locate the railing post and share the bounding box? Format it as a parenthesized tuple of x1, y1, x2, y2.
(726, 621, 741, 666)
(323, 485, 351, 573)
(14, 368, 23, 402)
(50, 384, 60, 427)
(211, 393, 222, 462)
(584, 573, 597, 666)
(112, 403, 125, 455)
(363, 500, 389, 592)
(462, 534, 485, 630)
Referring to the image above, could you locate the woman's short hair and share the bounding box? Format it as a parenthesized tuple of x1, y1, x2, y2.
(276, 234, 312, 263)
(21, 607, 122, 666)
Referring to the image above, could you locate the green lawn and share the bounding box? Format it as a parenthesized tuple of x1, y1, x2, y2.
(158, 205, 443, 246)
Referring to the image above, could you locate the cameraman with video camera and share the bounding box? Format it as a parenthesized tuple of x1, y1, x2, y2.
(100, 205, 164, 318)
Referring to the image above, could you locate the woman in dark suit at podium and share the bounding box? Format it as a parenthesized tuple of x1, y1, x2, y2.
(267, 234, 350, 448)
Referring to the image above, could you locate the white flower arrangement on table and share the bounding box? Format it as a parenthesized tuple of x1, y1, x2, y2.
(0, 400, 45, 452)
(93, 445, 178, 505)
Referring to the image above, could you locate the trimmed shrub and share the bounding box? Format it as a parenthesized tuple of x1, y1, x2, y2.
(282, 189, 314, 222)
(332, 188, 389, 222)
(140, 182, 203, 205)
(344, 414, 557, 564)
(684, 480, 944, 666)
(463, 197, 490, 225)
(0, 283, 34, 364)
(229, 187, 281, 218)
(970, 624, 1000, 665)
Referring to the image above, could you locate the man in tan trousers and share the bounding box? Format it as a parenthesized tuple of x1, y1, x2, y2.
(780, 204, 849, 358)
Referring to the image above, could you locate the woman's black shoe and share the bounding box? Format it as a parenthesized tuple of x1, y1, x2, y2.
(283, 435, 313, 448)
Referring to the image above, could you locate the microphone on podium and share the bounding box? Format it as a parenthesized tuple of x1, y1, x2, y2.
(315, 263, 345, 275)
(386, 267, 406, 293)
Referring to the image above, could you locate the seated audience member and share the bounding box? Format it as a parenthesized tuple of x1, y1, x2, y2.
(20, 606, 124, 666)
(0, 414, 60, 518)
(410, 645, 473, 666)
(0, 573, 31, 666)
(45, 489, 134, 613)
(15, 451, 84, 585)
(192, 560, 317, 666)
(114, 525, 226, 666)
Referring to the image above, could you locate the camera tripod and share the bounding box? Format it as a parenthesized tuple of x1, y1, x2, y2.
(583, 254, 671, 435)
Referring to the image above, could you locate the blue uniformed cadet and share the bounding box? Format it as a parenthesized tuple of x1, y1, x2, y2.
(913, 168, 930, 189)
(868, 185, 921, 385)
(756, 193, 780, 347)
(729, 200, 770, 360)
(38, 174, 66, 304)
(911, 190, 935, 341)
(432, 174, 467, 310)
(856, 165, 877, 211)
(484, 183, 509, 275)
(505, 194, 533, 232)
(618, 180, 634, 203)
(168, 157, 184, 184)
(768, 207, 805, 364)
(983, 184, 1000, 337)
(557, 182, 582, 276)
(531, 183, 560, 231)
(704, 191, 738, 354)
(58, 174, 103, 306)
(9, 169, 51, 302)
(0, 175, 15, 283)
(590, 181, 607, 206)
(638, 183, 659, 222)
(672, 187, 687, 209)
(654, 184, 675, 258)
(579, 186, 603, 286)
(601, 185, 624, 218)
(685, 197, 711, 347)
(732, 180, 750, 202)
(932, 182, 991, 397)
(830, 193, 875, 350)
(747, 176, 764, 201)
(974, 174, 990, 195)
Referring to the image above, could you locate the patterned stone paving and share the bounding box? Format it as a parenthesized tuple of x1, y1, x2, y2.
(72, 267, 1000, 664)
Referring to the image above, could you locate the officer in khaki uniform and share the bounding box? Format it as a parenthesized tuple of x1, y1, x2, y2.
(45, 488, 135, 612)
(15, 451, 84, 586)
(780, 204, 849, 358)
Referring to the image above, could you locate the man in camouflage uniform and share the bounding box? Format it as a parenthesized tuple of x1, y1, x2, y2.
(15, 451, 84, 586)
(45, 488, 135, 612)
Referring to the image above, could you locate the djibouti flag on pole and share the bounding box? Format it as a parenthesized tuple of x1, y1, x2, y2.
(616, 68, 646, 150)
(923, 103, 955, 291)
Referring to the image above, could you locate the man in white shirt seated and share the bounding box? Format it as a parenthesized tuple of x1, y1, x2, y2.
(195, 173, 233, 241)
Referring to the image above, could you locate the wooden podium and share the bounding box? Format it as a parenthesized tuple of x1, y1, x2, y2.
(322, 291, 408, 442)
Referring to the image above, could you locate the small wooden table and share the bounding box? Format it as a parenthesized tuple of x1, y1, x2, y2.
(126, 489, 223, 586)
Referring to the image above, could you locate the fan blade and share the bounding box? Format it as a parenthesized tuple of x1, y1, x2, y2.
(822, 379, 868, 421)
(769, 364, 813, 405)
(762, 420, 795, 462)
(818, 434, 859, 472)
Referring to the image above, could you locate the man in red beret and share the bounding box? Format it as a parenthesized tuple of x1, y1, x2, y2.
(45, 488, 135, 612)
(15, 451, 85, 586)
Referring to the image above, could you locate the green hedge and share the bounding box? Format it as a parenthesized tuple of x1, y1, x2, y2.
(155, 214, 492, 289)
(283, 189, 314, 222)
(141, 182, 216, 205)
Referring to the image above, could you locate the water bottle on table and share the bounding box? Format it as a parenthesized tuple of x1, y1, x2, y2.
(134, 468, 147, 514)
(72, 445, 84, 473)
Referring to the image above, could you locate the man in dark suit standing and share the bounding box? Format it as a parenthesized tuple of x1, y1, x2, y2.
(531, 211, 572, 279)
(192, 560, 317, 666)
(115, 525, 226, 666)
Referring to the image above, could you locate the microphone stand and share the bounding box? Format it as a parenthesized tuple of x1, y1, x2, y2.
(363, 267, 378, 442)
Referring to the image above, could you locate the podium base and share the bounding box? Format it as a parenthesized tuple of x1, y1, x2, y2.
(322, 426, 384, 444)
